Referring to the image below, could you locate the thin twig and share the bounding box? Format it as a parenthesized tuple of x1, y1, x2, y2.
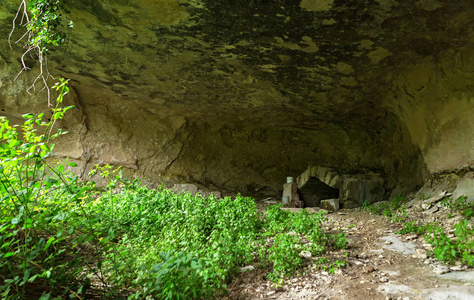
(8, 0, 28, 50)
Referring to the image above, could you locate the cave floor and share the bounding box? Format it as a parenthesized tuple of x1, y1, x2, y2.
(222, 201, 474, 300)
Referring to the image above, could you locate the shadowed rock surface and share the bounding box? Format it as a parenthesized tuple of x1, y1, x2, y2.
(0, 0, 473, 197)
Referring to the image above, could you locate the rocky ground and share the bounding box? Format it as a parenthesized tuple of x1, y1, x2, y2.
(222, 197, 474, 300)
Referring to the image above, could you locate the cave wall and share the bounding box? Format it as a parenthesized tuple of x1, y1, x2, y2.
(0, 0, 472, 197)
(388, 48, 474, 174)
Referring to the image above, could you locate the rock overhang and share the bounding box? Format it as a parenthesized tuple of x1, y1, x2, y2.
(0, 0, 473, 197)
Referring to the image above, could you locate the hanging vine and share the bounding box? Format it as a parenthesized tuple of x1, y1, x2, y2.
(9, 0, 72, 106)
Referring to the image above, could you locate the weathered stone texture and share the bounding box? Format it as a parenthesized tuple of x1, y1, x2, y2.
(320, 199, 339, 212)
(341, 175, 385, 207)
(0, 0, 472, 197)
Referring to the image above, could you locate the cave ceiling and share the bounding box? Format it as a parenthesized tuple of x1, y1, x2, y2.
(1, 0, 473, 195)
(7, 0, 470, 129)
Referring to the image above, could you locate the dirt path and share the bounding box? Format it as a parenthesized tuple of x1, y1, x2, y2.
(225, 203, 474, 300)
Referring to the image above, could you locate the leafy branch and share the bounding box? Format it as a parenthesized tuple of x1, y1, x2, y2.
(9, 0, 72, 106)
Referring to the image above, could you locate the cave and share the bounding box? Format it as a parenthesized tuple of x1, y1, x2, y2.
(1, 1, 474, 298)
(298, 177, 340, 207)
(0, 0, 472, 201)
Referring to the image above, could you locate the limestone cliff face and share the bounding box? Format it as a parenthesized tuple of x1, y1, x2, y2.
(0, 0, 472, 197)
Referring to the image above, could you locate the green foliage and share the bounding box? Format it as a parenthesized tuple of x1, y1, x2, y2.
(267, 233, 302, 281)
(0, 79, 86, 299)
(366, 194, 473, 267)
(265, 205, 326, 236)
(88, 182, 259, 298)
(328, 231, 350, 250)
(423, 223, 474, 266)
(397, 212, 474, 267)
(133, 251, 214, 300)
(362, 194, 408, 222)
(397, 221, 426, 235)
(260, 205, 348, 282)
(399, 221, 474, 266)
(314, 257, 347, 274)
(26, 0, 72, 52)
(11, 0, 72, 53)
(10, 1, 72, 105)
(441, 196, 474, 219)
(0, 101, 350, 297)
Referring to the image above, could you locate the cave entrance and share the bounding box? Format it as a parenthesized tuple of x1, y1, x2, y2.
(298, 176, 340, 207)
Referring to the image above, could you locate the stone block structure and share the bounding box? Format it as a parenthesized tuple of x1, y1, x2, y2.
(293, 165, 385, 210)
(282, 181, 303, 207)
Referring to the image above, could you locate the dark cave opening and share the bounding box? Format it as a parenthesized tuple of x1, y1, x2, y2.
(298, 176, 340, 207)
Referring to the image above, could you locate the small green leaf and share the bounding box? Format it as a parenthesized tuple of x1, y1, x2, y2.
(45, 178, 59, 184)
(22, 113, 34, 119)
(108, 228, 115, 239)
(20, 268, 31, 286)
(39, 292, 51, 300)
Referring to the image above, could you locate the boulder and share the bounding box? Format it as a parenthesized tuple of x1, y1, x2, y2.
(452, 173, 474, 204)
(320, 199, 340, 212)
(341, 175, 384, 207)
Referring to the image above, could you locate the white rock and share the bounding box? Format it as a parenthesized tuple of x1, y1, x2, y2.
(423, 206, 439, 214)
(239, 265, 255, 273)
(412, 253, 427, 259)
(433, 265, 449, 275)
(300, 250, 312, 258)
(421, 203, 431, 210)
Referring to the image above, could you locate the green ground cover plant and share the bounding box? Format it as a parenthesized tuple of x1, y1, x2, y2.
(314, 257, 347, 274)
(441, 195, 474, 219)
(362, 194, 408, 222)
(261, 205, 348, 282)
(0, 93, 349, 299)
(363, 195, 474, 267)
(398, 219, 474, 266)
